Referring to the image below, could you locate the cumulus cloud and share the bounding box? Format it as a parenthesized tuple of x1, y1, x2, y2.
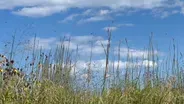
(0, 0, 176, 18)
(95, 40, 108, 46)
(142, 60, 157, 67)
(28, 35, 163, 59)
(60, 9, 113, 23)
(76, 9, 113, 24)
(0, 0, 165, 10)
(30, 35, 107, 55)
(28, 37, 57, 50)
(102, 23, 135, 32)
(71, 58, 159, 87)
(60, 35, 107, 55)
(13, 6, 66, 17)
(114, 47, 161, 58)
(1, 0, 183, 20)
(27, 35, 161, 82)
(71, 59, 158, 75)
(99, 10, 110, 15)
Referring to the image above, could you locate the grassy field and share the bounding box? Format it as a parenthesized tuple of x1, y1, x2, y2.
(0, 32, 184, 104)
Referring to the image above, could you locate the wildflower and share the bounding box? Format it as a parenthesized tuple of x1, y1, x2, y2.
(2, 55, 6, 59)
(24, 87, 28, 91)
(14, 70, 18, 73)
(6, 63, 9, 66)
(30, 63, 34, 66)
(10, 60, 14, 64)
(13, 68, 19, 74)
(0, 69, 3, 73)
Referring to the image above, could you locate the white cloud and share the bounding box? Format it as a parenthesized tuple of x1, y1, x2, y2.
(62, 9, 112, 24)
(72, 59, 158, 75)
(0, 0, 165, 10)
(32, 35, 106, 55)
(29, 37, 57, 50)
(181, 7, 184, 14)
(3, 0, 182, 19)
(99, 9, 110, 15)
(102, 23, 134, 32)
(103, 26, 118, 31)
(77, 16, 112, 24)
(60, 35, 107, 55)
(142, 60, 157, 67)
(114, 47, 160, 58)
(13, 6, 66, 17)
(59, 14, 79, 23)
(0, 0, 173, 17)
(82, 9, 93, 15)
(152, 8, 180, 19)
(28, 35, 163, 61)
(60, 9, 93, 23)
(73, 59, 158, 82)
(95, 40, 108, 46)
(150, 0, 184, 18)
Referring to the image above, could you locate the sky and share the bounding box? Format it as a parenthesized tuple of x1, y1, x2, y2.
(0, 0, 184, 78)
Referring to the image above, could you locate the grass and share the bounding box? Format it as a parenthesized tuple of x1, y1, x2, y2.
(0, 30, 184, 104)
(1, 80, 184, 104)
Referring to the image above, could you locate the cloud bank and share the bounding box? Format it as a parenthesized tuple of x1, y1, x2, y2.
(0, 0, 184, 19)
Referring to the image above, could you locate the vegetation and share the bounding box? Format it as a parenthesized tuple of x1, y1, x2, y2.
(0, 30, 184, 104)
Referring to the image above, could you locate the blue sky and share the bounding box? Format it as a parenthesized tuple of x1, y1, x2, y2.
(0, 0, 184, 76)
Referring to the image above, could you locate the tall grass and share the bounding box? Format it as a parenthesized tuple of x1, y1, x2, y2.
(0, 30, 184, 104)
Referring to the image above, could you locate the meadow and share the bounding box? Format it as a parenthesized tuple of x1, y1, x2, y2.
(0, 30, 184, 104)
